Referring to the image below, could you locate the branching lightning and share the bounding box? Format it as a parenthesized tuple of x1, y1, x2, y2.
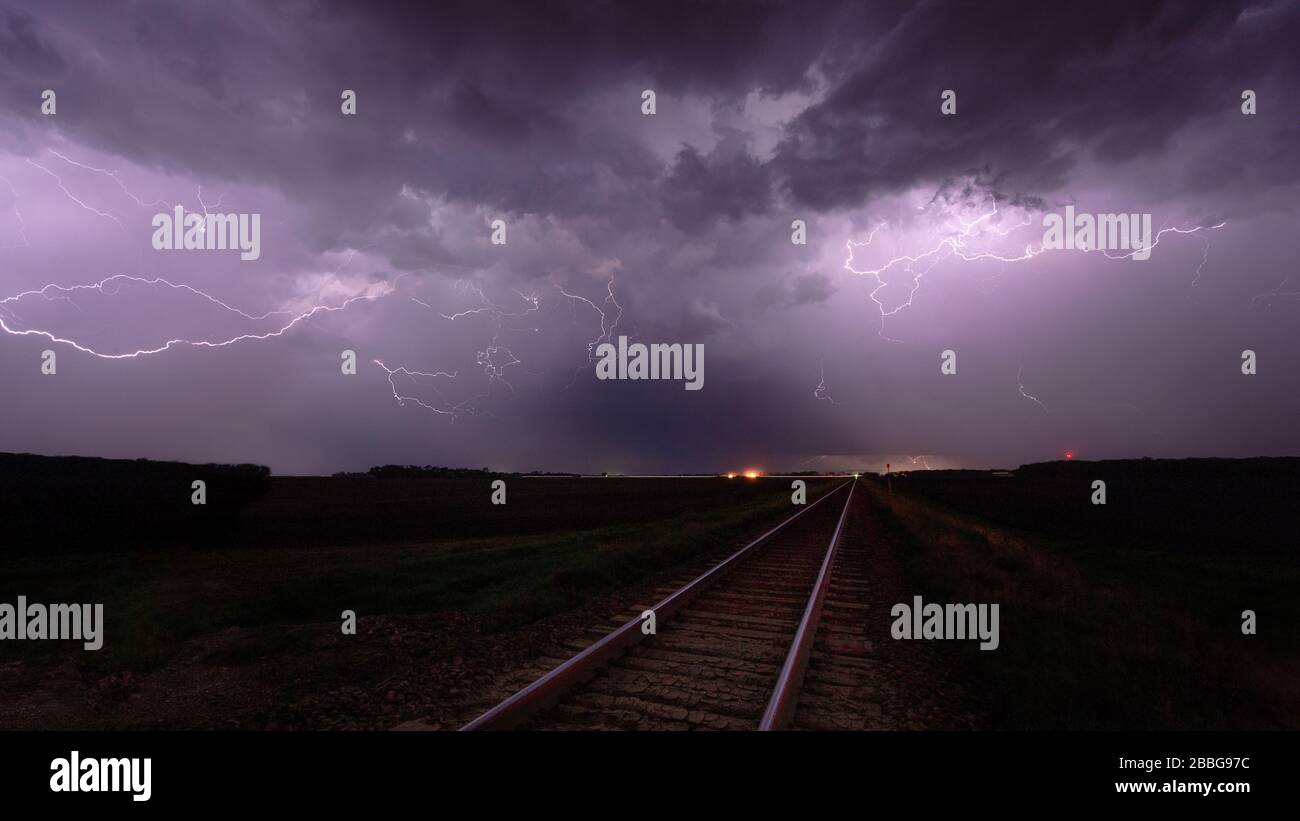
(23, 157, 126, 231)
(379, 275, 622, 418)
(372, 360, 469, 418)
(557, 275, 624, 387)
(845, 185, 1227, 420)
(42, 149, 226, 226)
(843, 204, 1041, 340)
(0, 274, 396, 358)
(417, 280, 543, 407)
(844, 197, 1227, 340)
(557, 275, 623, 362)
(3, 148, 629, 424)
(813, 358, 838, 404)
(45, 149, 176, 211)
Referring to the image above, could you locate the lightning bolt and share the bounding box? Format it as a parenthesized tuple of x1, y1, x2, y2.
(23, 157, 125, 230)
(45, 149, 176, 211)
(558, 275, 624, 387)
(844, 204, 1042, 341)
(844, 193, 1228, 340)
(1017, 363, 1052, 413)
(5, 147, 625, 425)
(1250, 276, 1300, 311)
(813, 358, 838, 404)
(400, 280, 543, 408)
(3, 149, 488, 418)
(0, 273, 397, 358)
(28, 149, 236, 247)
(14, 149, 241, 257)
(846, 187, 1227, 420)
(1098, 221, 1228, 263)
(372, 360, 471, 418)
(0, 173, 28, 249)
(193, 185, 226, 235)
(557, 275, 623, 362)
(44, 148, 226, 223)
(1189, 233, 1212, 289)
(377, 276, 618, 419)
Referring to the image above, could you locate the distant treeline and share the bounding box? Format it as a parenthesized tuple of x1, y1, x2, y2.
(885, 457, 1300, 555)
(336, 465, 580, 479)
(0, 452, 270, 553)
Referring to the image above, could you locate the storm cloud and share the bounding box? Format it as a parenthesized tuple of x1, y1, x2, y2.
(0, 0, 1297, 474)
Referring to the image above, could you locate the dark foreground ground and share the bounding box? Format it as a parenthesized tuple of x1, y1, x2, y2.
(0, 455, 1295, 730)
(874, 458, 1299, 730)
(0, 462, 846, 729)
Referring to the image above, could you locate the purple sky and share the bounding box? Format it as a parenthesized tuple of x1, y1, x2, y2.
(0, 0, 1297, 474)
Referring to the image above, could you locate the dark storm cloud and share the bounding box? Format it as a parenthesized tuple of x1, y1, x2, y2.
(0, 9, 63, 72)
(0, 0, 842, 233)
(3, 1, 1296, 230)
(774, 0, 1300, 211)
(1, 0, 1298, 474)
(755, 273, 837, 311)
(326, 0, 845, 97)
(789, 273, 836, 306)
(660, 138, 774, 232)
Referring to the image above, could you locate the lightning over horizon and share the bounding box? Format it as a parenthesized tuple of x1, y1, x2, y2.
(0, 0, 1296, 475)
(2, 0, 1299, 763)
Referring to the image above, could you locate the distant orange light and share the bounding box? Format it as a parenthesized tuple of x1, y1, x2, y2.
(744, 470, 761, 479)
(725, 472, 736, 479)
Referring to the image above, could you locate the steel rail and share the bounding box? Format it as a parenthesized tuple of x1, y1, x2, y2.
(758, 478, 857, 730)
(460, 478, 854, 731)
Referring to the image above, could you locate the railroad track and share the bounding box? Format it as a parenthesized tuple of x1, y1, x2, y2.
(462, 478, 860, 731)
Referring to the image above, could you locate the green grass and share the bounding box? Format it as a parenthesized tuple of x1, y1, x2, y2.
(871, 481, 1299, 730)
(1, 482, 827, 673)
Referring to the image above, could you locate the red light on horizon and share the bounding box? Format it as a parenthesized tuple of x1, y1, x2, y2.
(1065, 451, 1074, 460)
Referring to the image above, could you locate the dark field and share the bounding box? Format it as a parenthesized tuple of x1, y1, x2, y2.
(1, 452, 1295, 731)
(0, 452, 810, 553)
(0, 462, 839, 729)
(874, 459, 1300, 730)
(888, 457, 1300, 555)
(238, 475, 802, 549)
